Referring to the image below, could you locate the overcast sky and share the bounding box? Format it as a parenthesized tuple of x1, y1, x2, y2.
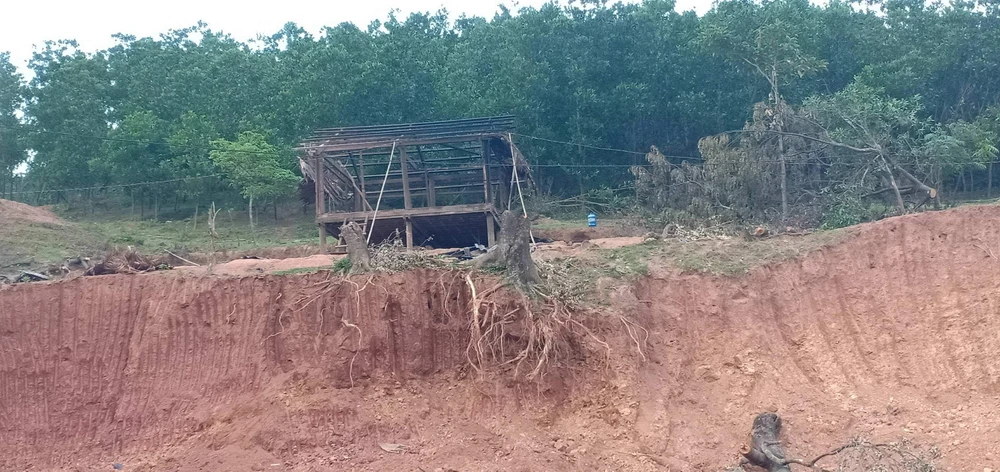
(1, 0, 715, 75)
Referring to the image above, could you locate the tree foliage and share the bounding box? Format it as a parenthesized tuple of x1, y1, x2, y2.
(209, 131, 298, 203)
(0, 0, 998, 226)
(0, 52, 25, 197)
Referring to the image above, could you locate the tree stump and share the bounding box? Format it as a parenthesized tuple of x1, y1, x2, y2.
(741, 412, 792, 472)
(474, 211, 540, 290)
(340, 222, 371, 273)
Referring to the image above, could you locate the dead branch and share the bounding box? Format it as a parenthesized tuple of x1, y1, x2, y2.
(740, 413, 938, 471)
(165, 250, 200, 267)
(721, 128, 877, 154)
(863, 186, 915, 198)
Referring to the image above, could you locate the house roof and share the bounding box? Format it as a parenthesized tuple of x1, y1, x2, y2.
(298, 115, 515, 152)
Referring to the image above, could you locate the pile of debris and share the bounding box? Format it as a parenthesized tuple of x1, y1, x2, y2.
(85, 247, 171, 276)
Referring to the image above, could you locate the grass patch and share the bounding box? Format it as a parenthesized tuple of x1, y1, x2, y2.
(531, 218, 590, 230)
(332, 257, 352, 274)
(272, 266, 331, 276)
(538, 229, 847, 303)
(0, 221, 106, 268)
(1, 209, 320, 270)
(74, 213, 318, 254)
(661, 230, 846, 276)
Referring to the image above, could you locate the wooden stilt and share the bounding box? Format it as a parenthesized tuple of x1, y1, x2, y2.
(315, 155, 327, 251)
(400, 147, 412, 210)
(427, 175, 437, 207)
(481, 140, 493, 205)
(405, 218, 414, 249)
(486, 212, 496, 247)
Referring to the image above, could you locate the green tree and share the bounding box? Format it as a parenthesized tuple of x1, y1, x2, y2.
(166, 111, 222, 200)
(804, 83, 936, 211)
(700, 0, 827, 221)
(209, 131, 298, 228)
(0, 52, 25, 198)
(25, 41, 111, 202)
(92, 110, 171, 216)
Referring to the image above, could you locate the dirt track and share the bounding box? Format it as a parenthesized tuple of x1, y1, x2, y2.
(3, 205, 1000, 470)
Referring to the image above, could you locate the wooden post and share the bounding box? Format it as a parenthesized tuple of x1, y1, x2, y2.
(400, 146, 413, 249)
(405, 218, 414, 249)
(427, 175, 437, 207)
(358, 151, 367, 206)
(417, 145, 429, 208)
(481, 140, 493, 205)
(401, 146, 412, 209)
(498, 170, 511, 211)
(315, 156, 327, 250)
(486, 212, 496, 247)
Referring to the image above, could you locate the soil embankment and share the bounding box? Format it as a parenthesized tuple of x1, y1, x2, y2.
(4, 205, 1000, 470)
(630, 204, 1000, 469)
(0, 271, 487, 470)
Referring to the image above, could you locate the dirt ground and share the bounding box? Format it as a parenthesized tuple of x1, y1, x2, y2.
(173, 254, 343, 276)
(0, 198, 63, 225)
(3, 205, 1000, 470)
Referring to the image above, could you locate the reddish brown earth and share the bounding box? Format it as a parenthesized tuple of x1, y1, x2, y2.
(3, 205, 1000, 470)
(0, 198, 63, 225)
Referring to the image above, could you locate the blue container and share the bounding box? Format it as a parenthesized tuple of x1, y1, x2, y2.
(587, 213, 597, 227)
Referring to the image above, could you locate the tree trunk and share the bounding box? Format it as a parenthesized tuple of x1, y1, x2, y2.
(474, 211, 541, 291)
(888, 171, 905, 212)
(340, 221, 371, 273)
(741, 413, 792, 472)
(885, 157, 936, 210)
(273, 198, 278, 220)
(779, 136, 788, 222)
(248, 193, 254, 230)
(989, 163, 994, 198)
(773, 74, 787, 223)
(208, 202, 219, 238)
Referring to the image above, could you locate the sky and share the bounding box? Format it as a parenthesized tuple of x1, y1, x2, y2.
(1, 0, 714, 75)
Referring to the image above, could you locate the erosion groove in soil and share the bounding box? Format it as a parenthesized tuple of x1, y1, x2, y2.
(0, 270, 478, 470)
(2, 205, 1000, 470)
(631, 204, 1000, 470)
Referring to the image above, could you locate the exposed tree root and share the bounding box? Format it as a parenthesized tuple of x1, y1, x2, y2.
(464, 272, 612, 380)
(340, 318, 363, 388)
(620, 315, 650, 362)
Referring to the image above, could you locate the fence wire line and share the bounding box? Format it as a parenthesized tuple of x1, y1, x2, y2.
(8, 174, 222, 196)
(5, 125, 1000, 196)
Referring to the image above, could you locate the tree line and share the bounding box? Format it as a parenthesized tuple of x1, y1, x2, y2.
(1, 0, 999, 227)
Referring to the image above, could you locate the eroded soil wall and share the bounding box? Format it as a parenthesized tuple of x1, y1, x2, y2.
(0, 270, 472, 469)
(631, 204, 1000, 469)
